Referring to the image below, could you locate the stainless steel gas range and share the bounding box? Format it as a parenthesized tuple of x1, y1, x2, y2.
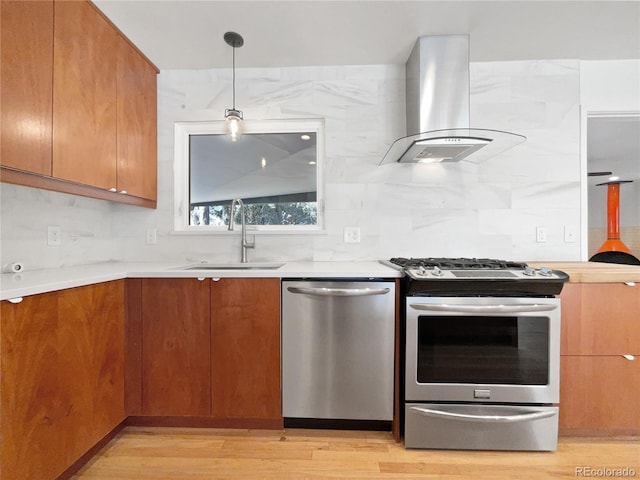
(385, 258, 569, 451)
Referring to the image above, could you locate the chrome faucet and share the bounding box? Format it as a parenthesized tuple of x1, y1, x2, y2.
(228, 198, 255, 263)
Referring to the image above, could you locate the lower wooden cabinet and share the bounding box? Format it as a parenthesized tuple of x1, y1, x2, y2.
(0, 281, 125, 480)
(560, 355, 640, 434)
(211, 278, 281, 422)
(559, 281, 640, 435)
(560, 283, 640, 355)
(131, 277, 283, 426)
(140, 278, 211, 416)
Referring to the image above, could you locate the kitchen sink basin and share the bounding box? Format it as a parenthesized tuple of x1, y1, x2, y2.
(172, 263, 285, 271)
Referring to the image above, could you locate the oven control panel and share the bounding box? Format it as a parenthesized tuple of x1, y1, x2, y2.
(406, 266, 565, 281)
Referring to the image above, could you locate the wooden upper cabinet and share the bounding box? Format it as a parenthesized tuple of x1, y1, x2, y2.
(0, 0, 54, 175)
(1, 0, 157, 208)
(52, 0, 118, 190)
(117, 36, 158, 200)
(141, 278, 212, 417)
(560, 283, 640, 355)
(211, 278, 282, 422)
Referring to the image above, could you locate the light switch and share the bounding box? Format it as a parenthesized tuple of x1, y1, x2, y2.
(146, 228, 157, 245)
(564, 226, 577, 243)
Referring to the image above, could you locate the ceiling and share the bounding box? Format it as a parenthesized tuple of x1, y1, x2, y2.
(94, 1, 640, 71)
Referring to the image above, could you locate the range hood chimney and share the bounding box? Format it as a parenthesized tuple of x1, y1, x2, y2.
(380, 35, 525, 165)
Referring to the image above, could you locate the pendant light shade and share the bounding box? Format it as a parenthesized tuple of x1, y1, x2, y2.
(223, 31, 244, 141)
(225, 108, 243, 141)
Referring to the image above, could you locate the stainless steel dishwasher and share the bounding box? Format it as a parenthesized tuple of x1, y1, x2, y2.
(282, 280, 395, 424)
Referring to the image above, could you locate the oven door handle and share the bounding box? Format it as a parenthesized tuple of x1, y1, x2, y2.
(409, 303, 557, 314)
(287, 287, 391, 297)
(410, 406, 557, 424)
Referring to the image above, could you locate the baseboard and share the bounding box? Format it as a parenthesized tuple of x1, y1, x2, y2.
(126, 415, 284, 430)
(284, 417, 392, 431)
(560, 428, 640, 437)
(56, 419, 127, 480)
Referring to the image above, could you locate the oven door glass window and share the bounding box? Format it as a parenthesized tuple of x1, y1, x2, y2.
(417, 315, 549, 385)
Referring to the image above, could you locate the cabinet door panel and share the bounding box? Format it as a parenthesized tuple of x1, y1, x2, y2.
(0, 0, 53, 174)
(52, 0, 117, 189)
(211, 278, 281, 420)
(0, 281, 125, 480)
(561, 283, 640, 355)
(141, 279, 211, 416)
(560, 355, 640, 434)
(117, 36, 157, 200)
(125, 279, 143, 415)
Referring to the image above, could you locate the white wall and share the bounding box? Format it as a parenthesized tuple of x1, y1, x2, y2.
(580, 60, 640, 257)
(0, 183, 116, 270)
(1, 58, 594, 270)
(581, 60, 640, 112)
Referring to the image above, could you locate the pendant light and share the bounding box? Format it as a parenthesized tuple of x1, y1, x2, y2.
(223, 31, 244, 142)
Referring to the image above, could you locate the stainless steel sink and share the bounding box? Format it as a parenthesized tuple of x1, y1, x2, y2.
(172, 263, 284, 271)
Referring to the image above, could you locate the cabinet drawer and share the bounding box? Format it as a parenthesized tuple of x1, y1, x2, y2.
(560, 355, 640, 434)
(560, 283, 640, 355)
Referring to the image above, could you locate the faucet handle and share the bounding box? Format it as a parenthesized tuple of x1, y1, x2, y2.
(243, 234, 256, 248)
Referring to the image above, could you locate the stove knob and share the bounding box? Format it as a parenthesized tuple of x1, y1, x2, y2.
(418, 266, 426, 276)
(432, 266, 443, 277)
(523, 266, 535, 276)
(538, 267, 552, 277)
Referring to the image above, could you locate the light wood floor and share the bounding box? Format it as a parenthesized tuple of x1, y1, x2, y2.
(72, 427, 640, 480)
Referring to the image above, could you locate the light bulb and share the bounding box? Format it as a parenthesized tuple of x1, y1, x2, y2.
(225, 108, 243, 142)
(227, 117, 241, 141)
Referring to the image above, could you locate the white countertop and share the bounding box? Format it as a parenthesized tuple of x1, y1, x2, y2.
(0, 261, 402, 301)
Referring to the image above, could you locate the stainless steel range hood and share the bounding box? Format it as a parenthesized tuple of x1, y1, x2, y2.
(380, 35, 525, 165)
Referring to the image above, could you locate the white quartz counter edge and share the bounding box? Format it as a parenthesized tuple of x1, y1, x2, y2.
(0, 261, 403, 301)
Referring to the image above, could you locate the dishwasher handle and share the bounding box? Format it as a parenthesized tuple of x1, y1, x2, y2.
(287, 286, 391, 297)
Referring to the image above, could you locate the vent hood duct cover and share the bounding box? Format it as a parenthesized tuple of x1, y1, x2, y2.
(380, 35, 525, 165)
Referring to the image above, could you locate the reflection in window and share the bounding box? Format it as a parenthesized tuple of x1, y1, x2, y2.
(179, 122, 322, 231)
(190, 198, 317, 226)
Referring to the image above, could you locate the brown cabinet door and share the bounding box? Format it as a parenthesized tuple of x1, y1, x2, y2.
(0, 281, 125, 480)
(116, 36, 157, 200)
(141, 278, 211, 416)
(561, 283, 640, 355)
(211, 278, 282, 421)
(0, 0, 53, 175)
(52, 0, 117, 190)
(560, 355, 640, 434)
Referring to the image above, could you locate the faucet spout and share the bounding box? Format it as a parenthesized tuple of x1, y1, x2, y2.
(227, 198, 255, 263)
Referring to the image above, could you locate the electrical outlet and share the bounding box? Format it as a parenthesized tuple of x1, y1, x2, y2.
(564, 226, 577, 243)
(47, 226, 61, 246)
(343, 227, 361, 244)
(535, 226, 547, 243)
(146, 228, 157, 245)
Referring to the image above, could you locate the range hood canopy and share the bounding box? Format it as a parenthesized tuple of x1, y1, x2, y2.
(380, 35, 525, 165)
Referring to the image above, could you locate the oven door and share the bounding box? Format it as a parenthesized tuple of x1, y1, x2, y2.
(405, 296, 560, 404)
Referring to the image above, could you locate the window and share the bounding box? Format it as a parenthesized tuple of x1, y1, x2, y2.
(174, 119, 324, 233)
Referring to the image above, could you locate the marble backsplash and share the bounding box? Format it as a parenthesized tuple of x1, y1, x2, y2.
(1, 59, 583, 270)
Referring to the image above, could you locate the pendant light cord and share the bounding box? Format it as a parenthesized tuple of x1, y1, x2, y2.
(223, 31, 243, 118)
(232, 46, 236, 110)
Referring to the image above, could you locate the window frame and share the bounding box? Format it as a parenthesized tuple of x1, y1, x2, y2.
(173, 118, 325, 234)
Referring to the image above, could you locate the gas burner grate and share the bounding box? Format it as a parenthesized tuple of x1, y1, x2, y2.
(389, 257, 528, 270)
